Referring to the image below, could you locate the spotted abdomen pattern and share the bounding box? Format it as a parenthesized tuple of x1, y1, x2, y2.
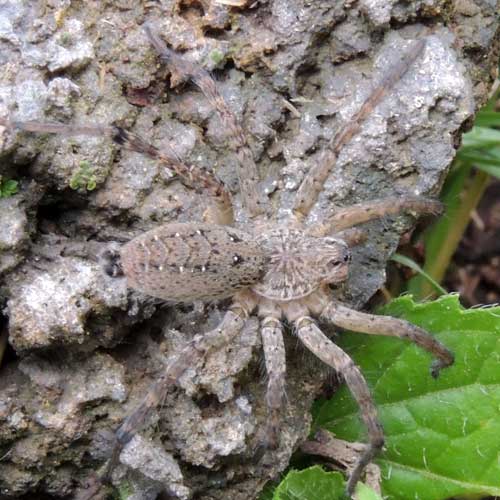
(120, 223, 266, 302)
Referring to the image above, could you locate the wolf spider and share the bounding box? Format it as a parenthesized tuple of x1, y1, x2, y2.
(2, 25, 454, 498)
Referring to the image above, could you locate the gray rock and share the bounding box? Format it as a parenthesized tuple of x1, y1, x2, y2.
(120, 435, 190, 500)
(0, 194, 28, 273)
(19, 352, 127, 437)
(6, 252, 130, 351)
(23, 18, 94, 73)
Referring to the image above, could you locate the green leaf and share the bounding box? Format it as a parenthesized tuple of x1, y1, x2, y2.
(259, 483, 277, 500)
(69, 161, 99, 191)
(266, 466, 382, 500)
(356, 482, 383, 500)
(457, 147, 500, 179)
(407, 91, 500, 298)
(271, 466, 345, 500)
(313, 295, 500, 500)
(69, 176, 81, 190)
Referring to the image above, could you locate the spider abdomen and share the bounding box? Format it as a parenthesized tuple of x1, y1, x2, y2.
(120, 223, 266, 302)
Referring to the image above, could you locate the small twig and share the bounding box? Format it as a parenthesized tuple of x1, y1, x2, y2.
(301, 429, 382, 495)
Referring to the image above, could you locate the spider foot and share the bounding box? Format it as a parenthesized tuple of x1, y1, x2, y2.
(251, 422, 280, 463)
(262, 421, 280, 450)
(429, 341, 454, 378)
(74, 471, 108, 500)
(345, 441, 382, 498)
(430, 349, 454, 378)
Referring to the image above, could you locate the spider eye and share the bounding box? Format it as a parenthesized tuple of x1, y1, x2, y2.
(327, 252, 350, 269)
(327, 259, 342, 268)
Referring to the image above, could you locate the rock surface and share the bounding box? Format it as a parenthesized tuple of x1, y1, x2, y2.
(0, 0, 498, 499)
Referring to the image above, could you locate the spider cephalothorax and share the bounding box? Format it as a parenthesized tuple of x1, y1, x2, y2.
(253, 228, 351, 301)
(2, 25, 454, 500)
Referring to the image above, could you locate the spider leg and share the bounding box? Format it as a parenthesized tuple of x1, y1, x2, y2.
(295, 317, 384, 497)
(323, 301, 454, 377)
(0, 117, 233, 225)
(293, 38, 427, 220)
(260, 316, 287, 448)
(98, 300, 251, 488)
(307, 196, 443, 236)
(112, 127, 234, 225)
(334, 228, 368, 247)
(144, 25, 267, 218)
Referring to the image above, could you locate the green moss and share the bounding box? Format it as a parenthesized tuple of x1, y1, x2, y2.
(114, 480, 133, 499)
(0, 177, 19, 198)
(59, 32, 73, 47)
(69, 161, 98, 191)
(209, 49, 224, 65)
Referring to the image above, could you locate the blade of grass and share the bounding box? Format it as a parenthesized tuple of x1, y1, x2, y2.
(408, 166, 490, 299)
(391, 253, 447, 296)
(457, 149, 500, 178)
(474, 110, 500, 127)
(459, 126, 500, 150)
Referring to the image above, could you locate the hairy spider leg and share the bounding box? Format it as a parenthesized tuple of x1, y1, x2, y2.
(334, 228, 369, 248)
(295, 317, 384, 497)
(307, 196, 443, 237)
(322, 301, 454, 377)
(74, 306, 250, 500)
(0, 118, 234, 225)
(260, 316, 287, 448)
(293, 38, 427, 219)
(112, 127, 234, 225)
(81, 295, 255, 498)
(144, 25, 267, 218)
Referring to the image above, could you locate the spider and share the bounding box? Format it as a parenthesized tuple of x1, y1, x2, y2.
(1, 25, 454, 499)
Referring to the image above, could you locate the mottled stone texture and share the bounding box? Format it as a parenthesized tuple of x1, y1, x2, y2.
(0, 0, 498, 499)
